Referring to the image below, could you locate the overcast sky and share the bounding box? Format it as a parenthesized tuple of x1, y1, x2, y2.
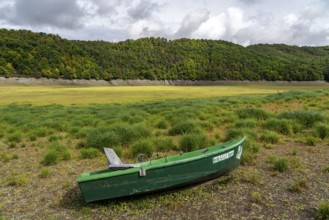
(0, 0, 328, 46)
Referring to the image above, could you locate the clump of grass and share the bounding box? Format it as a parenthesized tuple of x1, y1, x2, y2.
(6, 132, 22, 143)
(251, 191, 263, 204)
(179, 133, 207, 152)
(269, 156, 289, 172)
(225, 128, 256, 141)
(240, 140, 260, 165)
(305, 136, 318, 146)
(7, 175, 28, 186)
(86, 124, 151, 149)
(48, 135, 59, 142)
(28, 132, 37, 141)
(316, 201, 329, 220)
(288, 179, 308, 192)
(1, 153, 9, 162)
(12, 153, 18, 159)
(39, 168, 50, 178)
(324, 165, 329, 173)
(80, 148, 99, 159)
(244, 168, 261, 185)
(154, 137, 176, 151)
(235, 119, 257, 128)
(316, 124, 329, 139)
(156, 118, 169, 129)
(261, 131, 279, 144)
(41, 142, 72, 166)
(236, 108, 269, 120)
(35, 127, 48, 137)
(263, 119, 294, 135)
(131, 139, 154, 158)
(168, 120, 200, 135)
(279, 110, 325, 128)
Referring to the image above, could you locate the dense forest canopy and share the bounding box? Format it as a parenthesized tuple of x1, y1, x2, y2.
(1, 28, 329, 81)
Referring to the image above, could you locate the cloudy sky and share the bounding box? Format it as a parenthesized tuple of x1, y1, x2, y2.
(0, 0, 328, 46)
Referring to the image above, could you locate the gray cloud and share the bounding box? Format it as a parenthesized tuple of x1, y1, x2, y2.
(0, 0, 85, 29)
(237, 0, 263, 5)
(174, 9, 210, 38)
(128, 0, 160, 20)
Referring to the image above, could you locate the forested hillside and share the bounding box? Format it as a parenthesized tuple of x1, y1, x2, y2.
(1, 28, 329, 81)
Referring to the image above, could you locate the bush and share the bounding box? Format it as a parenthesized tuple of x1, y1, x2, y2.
(80, 148, 99, 159)
(261, 131, 279, 144)
(279, 110, 325, 128)
(270, 156, 289, 172)
(316, 201, 329, 220)
(131, 139, 154, 158)
(316, 124, 329, 139)
(168, 120, 199, 135)
(235, 108, 269, 120)
(179, 133, 207, 152)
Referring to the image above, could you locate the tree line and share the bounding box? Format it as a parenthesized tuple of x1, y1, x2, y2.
(1, 28, 329, 81)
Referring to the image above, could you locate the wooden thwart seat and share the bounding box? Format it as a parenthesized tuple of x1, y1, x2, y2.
(104, 148, 140, 170)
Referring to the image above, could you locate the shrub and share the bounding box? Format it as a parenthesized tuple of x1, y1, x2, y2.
(270, 156, 289, 172)
(261, 131, 279, 144)
(316, 124, 329, 139)
(316, 201, 329, 220)
(80, 148, 99, 159)
(6, 132, 22, 143)
(279, 110, 325, 128)
(131, 139, 154, 158)
(168, 120, 199, 135)
(235, 108, 269, 120)
(179, 133, 207, 152)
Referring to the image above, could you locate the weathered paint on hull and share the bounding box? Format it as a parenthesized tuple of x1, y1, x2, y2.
(77, 138, 245, 202)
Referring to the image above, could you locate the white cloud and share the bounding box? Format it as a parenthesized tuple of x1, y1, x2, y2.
(0, 0, 328, 45)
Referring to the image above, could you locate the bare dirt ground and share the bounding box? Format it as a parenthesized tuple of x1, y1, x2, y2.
(1, 138, 328, 219)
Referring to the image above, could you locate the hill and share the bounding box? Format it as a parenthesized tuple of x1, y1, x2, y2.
(1, 29, 329, 81)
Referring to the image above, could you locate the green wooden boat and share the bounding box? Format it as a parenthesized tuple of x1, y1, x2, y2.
(76, 137, 245, 202)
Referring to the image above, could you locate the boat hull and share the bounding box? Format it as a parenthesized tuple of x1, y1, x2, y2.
(77, 138, 245, 202)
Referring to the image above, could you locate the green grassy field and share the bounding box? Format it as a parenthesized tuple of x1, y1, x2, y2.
(0, 83, 329, 219)
(0, 83, 328, 105)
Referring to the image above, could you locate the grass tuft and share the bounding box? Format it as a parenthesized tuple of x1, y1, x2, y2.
(261, 131, 279, 144)
(179, 133, 207, 152)
(80, 148, 99, 159)
(269, 156, 289, 172)
(316, 201, 329, 220)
